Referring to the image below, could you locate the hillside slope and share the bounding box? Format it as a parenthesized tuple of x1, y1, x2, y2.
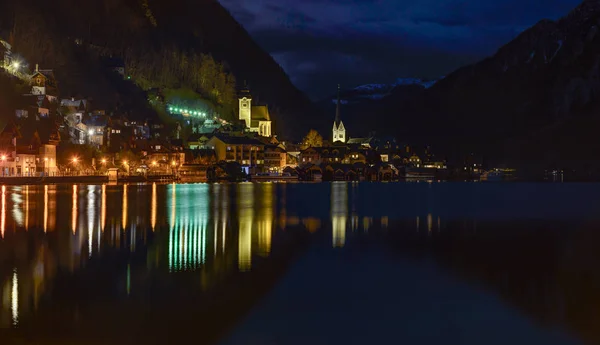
(377, 0, 600, 169)
(0, 0, 310, 137)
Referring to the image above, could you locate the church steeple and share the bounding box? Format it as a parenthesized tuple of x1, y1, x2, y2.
(335, 84, 341, 126)
(332, 84, 346, 143)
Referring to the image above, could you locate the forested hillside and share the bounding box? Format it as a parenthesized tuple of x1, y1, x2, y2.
(0, 0, 310, 136)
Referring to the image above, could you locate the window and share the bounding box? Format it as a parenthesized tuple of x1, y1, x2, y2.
(16, 157, 19, 162)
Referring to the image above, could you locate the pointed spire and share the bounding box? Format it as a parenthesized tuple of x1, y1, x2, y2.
(335, 84, 341, 125)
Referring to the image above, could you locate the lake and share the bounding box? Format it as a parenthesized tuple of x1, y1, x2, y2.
(1, 182, 600, 344)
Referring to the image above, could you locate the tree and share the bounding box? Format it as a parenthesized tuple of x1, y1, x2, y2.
(302, 129, 323, 149)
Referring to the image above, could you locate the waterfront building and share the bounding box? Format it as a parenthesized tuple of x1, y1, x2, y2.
(264, 145, 287, 173)
(206, 134, 265, 168)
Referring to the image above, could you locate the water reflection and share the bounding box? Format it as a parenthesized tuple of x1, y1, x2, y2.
(331, 182, 348, 247)
(11, 269, 18, 327)
(238, 183, 254, 271)
(1, 183, 599, 345)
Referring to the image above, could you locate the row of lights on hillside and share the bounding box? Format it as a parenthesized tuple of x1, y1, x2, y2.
(168, 107, 207, 117)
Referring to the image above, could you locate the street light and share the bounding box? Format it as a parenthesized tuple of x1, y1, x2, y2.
(12, 62, 19, 70)
(101, 158, 107, 164)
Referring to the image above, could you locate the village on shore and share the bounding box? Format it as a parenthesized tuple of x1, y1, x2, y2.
(0, 39, 498, 183)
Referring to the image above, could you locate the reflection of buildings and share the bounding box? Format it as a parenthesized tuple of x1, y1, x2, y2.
(331, 182, 348, 247)
(257, 183, 273, 257)
(238, 183, 254, 272)
(168, 184, 209, 272)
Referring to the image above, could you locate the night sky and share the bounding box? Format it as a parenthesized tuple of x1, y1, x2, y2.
(219, 0, 581, 100)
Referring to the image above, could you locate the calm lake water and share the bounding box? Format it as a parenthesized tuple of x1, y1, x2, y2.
(1, 182, 600, 344)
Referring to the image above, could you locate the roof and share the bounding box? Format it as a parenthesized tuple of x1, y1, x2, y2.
(83, 115, 108, 127)
(210, 134, 265, 146)
(251, 105, 270, 121)
(347, 137, 373, 145)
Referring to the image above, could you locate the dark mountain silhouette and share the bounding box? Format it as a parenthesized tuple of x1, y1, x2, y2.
(0, 0, 311, 138)
(376, 0, 600, 174)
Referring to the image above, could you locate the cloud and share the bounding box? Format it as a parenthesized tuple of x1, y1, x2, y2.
(219, 0, 582, 99)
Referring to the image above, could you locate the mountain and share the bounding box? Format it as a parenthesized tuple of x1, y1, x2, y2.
(314, 78, 438, 140)
(0, 0, 311, 137)
(378, 0, 600, 173)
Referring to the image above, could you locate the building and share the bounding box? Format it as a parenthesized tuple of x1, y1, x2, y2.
(409, 154, 422, 168)
(299, 147, 321, 165)
(238, 87, 272, 137)
(332, 84, 346, 143)
(0, 121, 59, 176)
(30, 64, 58, 98)
(206, 134, 265, 167)
(264, 145, 287, 172)
(83, 114, 108, 148)
(187, 134, 211, 150)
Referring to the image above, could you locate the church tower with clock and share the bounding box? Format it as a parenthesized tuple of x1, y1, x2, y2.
(237, 84, 272, 137)
(239, 87, 252, 129)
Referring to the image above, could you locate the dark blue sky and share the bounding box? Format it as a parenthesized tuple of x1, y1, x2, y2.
(219, 0, 581, 99)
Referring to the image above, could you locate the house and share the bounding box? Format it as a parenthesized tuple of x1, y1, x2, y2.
(187, 134, 210, 150)
(238, 87, 272, 137)
(264, 145, 287, 172)
(205, 134, 265, 168)
(320, 146, 347, 163)
(344, 149, 367, 164)
(409, 154, 422, 168)
(0, 120, 59, 176)
(83, 114, 108, 147)
(30, 64, 58, 97)
(347, 137, 373, 148)
(299, 147, 320, 165)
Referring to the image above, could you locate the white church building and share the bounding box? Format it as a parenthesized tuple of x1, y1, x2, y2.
(332, 84, 346, 143)
(238, 87, 272, 137)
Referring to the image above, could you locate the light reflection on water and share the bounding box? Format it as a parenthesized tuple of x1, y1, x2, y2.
(1, 183, 600, 344)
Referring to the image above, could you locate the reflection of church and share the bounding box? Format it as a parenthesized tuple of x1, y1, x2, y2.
(238, 87, 272, 137)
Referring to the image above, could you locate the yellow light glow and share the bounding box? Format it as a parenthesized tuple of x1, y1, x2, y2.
(1, 186, 5, 237)
(101, 185, 106, 232)
(152, 161, 157, 166)
(11, 268, 18, 327)
(331, 182, 347, 248)
(72, 157, 78, 163)
(101, 159, 107, 164)
(123, 160, 128, 165)
(257, 183, 273, 257)
(72, 185, 78, 234)
(24, 186, 29, 231)
(122, 184, 128, 230)
(171, 161, 176, 166)
(43, 185, 48, 232)
(151, 183, 157, 231)
(238, 183, 254, 271)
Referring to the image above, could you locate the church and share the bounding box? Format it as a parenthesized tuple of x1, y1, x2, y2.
(332, 84, 346, 143)
(238, 87, 272, 137)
